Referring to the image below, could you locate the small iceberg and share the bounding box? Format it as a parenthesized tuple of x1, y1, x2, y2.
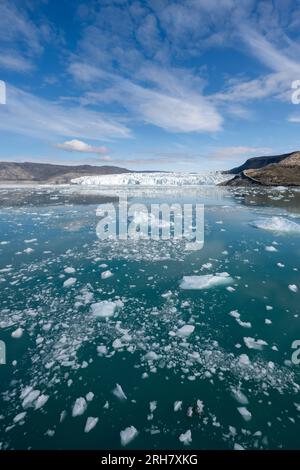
(179, 272, 233, 290)
(251, 216, 300, 233)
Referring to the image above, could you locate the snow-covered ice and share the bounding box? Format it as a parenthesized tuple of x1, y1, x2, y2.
(180, 273, 233, 290)
(251, 216, 300, 233)
(72, 397, 87, 417)
(120, 426, 139, 446)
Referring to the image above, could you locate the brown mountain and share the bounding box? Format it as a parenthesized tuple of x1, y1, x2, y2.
(0, 161, 131, 184)
(223, 151, 300, 186)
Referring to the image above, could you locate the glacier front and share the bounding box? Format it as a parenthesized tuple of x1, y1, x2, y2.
(71, 171, 232, 187)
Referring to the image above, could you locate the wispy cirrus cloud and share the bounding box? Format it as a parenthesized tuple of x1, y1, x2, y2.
(69, 62, 223, 133)
(0, 85, 132, 141)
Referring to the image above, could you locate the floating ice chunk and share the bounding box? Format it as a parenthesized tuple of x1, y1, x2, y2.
(179, 430, 192, 445)
(144, 351, 160, 361)
(24, 247, 34, 254)
(201, 262, 212, 269)
(64, 267, 76, 274)
(251, 216, 300, 233)
(112, 338, 123, 349)
(174, 401, 183, 412)
(238, 354, 251, 366)
(120, 426, 139, 446)
(97, 345, 108, 356)
(86, 392, 94, 402)
(24, 239, 37, 243)
(11, 327, 23, 338)
(289, 284, 298, 293)
(237, 407, 252, 422)
(22, 390, 40, 409)
(277, 262, 285, 268)
(35, 394, 49, 410)
(13, 412, 27, 424)
(72, 397, 87, 417)
(180, 273, 233, 290)
(63, 277, 77, 288)
(91, 300, 123, 318)
(196, 400, 204, 414)
(101, 270, 113, 280)
(84, 417, 99, 433)
(176, 325, 195, 338)
(150, 401, 157, 412)
(229, 310, 240, 318)
(243, 337, 267, 350)
(231, 388, 249, 405)
(113, 383, 127, 401)
(226, 286, 236, 292)
(265, 246, 277, 252)
(236, 319, 252, 328)
(234, 443, 245, 450)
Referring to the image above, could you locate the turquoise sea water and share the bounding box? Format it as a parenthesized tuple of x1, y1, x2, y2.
(0, 185, 300, 450)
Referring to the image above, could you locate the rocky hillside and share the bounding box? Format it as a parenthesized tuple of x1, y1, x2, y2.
(223, 151, 300, 186)
(0, 162, 131, 184)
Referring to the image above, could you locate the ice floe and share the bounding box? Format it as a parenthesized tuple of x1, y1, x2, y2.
(120, 426, 139, 446)
(179, 273, 233, 290)
(251, 216, 300, 233)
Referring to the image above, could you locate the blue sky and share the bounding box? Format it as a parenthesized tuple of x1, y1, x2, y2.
(1, 0, 300, 171)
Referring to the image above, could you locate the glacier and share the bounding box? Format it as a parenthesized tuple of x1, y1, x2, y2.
(71, 171, 232, 187)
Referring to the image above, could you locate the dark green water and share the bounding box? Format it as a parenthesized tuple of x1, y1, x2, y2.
(0, 185, 300, 450)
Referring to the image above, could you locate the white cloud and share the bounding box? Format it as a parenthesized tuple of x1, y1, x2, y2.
(0, 53, 34, 72)
(56, 139, 109, 155)
(70, 62, 223, 133)
(208, 146, 273, 161)
(0, 85, 132, 141)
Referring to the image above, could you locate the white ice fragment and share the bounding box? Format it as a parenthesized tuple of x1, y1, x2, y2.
(91, 300, 122, 318)
(243, 337, 268, 350)
(63, 277, 77, 288)
(231, 388, 249, 405)
(237, 407, 252, 422)
(11, 327, 23, 338)
(72, 397, 87, 417)
(84, 417, 99, 433)
(22, 390, 40, 409)
(34, 394, 49, 410)
(251, 216, 300, 233)
(176, 325, 195, 338)
(180, 273, 233, 290)
(97, 345, 108, 356)
(234, 443, 245, 450)
(179, 430, 192, 445)
(174, 401, 183, 412)
(120, 426, 139, 446)
(24, 247, 34, 254)
(86, 392, 94, 402)
(144, 351, 160, 361)
(229, 310, 240, 318)
(13, 412, 27, 424)
(238, 354, 251, 366)
(101, 270, 113, 280)
(150, 401, 157, 412)
(289, 284, 298, 293)
(265, 246, 277, 252)
(113, 384, 127, 401)
(64, 267, 76, 274)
